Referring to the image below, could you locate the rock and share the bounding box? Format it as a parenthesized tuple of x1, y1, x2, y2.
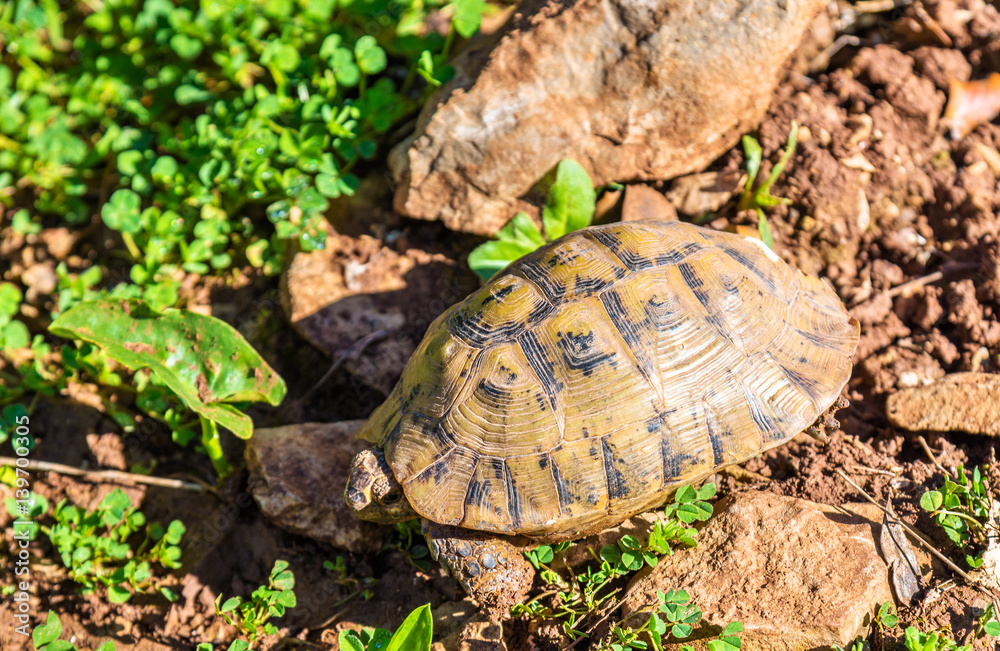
(281, 224, 479, 394)
(390, 0, 828, 235)
(245, 421, 389, 553)
(432, 613, 506, 651)
(620, 184, 676, 223)
(432, 600, 480, 644)
(665, 172, 742, 219)
(621, 493, 893, 651)
(886, 372, 1000, 437)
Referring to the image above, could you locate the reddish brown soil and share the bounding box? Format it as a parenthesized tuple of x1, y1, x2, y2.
(3, 0, 1000, 649)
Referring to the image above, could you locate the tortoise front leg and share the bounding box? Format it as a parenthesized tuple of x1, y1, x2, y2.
(423, 521, 534, 621)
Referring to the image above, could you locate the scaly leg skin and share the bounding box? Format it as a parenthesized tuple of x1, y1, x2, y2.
(423, 521, 534, 621)
(804, 395, 850, 444)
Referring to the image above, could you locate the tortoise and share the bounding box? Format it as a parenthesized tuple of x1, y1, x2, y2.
(344, 220, 859, 616)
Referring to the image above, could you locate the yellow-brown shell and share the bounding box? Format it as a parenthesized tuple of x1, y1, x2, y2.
(356, 221, 859, 540)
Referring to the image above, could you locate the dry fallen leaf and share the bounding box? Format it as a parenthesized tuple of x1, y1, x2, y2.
(944, 74, 1000, 140)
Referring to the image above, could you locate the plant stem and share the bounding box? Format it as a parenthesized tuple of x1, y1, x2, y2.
(199, 415, 230, 478)
(121, 232, 142, 261)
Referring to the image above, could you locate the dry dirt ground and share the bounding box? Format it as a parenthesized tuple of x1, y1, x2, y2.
(3, 1, 1000, 649)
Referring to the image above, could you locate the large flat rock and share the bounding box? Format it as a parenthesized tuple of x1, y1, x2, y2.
(621, 492, 893, 651)
(390, 0, 828, 235)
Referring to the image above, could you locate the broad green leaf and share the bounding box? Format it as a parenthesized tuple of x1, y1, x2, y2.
(387, 603, 433, 651)
(49, 299, 286, 439)
(33, 611, 62, 648)
(467, 212, 546, 281)
(96, 642, 117, 651)
(541, 159, 596, 241)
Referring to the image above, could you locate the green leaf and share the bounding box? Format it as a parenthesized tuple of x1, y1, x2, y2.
(984, 620, 1000, 637)
(672, 623, 692, 639)
(696, 483, 717, 501)
(175, 84, 212, 105)
(44, 642, 75, 651)
(108, 584, 132, 603)
(165, 520, 186, 544)
(467, 212, 546, 281)
(3, 320, 30, 351)
(170, 34, 203, 60)
(96, 642, 117, 651)
(920, 491, 943, 512)
(387, 603, 433, 651)
(759, 122, 799, 197)
(451, 0, 488, 38)
(262, 42, 301, 72)
(338, 631, 366, 651)
(0, 283, 22, 318)
(741, 136, 762, 188)
(49, 299, 287, 439)
(756, 212, 775, 250)
(33, 611, 62, 648)
(723, 622, 744, 636)
(541, 159, 596, 241)
(354, 36, 387, 75)
(674, 485, 696, 503)
(101, 190, 143, 234)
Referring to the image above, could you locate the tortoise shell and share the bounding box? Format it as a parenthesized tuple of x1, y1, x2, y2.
(356, 221, 859, 540)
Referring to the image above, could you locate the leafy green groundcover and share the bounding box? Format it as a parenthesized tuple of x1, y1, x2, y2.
(1, 0, 488, 307)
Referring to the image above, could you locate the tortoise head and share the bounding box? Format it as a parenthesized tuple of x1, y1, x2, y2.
(344, 447, 417, 524)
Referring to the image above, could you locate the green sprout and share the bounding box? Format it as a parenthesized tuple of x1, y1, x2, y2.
(737, 122, 800, 249)
(467, 159, 597, 280)
(39, 488, 185, 604)
(32, 611, 116, 651)
(919, 464, 997, 568)
(514, 483, 717, 643)
(215, 560, 296, 645)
